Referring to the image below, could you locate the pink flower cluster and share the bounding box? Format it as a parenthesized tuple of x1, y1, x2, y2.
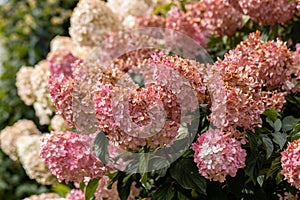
(229, 0, 297, 26)
(136, 15, 166, 28)
(185, 0, 243, 37)
(164, 0, 242, 42)
(192, 129, 247, 182)
(47, 50, 82, 128)
(40, 131, 107, 183)
(148, 53, 209, 105)
(93, 82, 181, 150)
(66, 189, 85, 200)
(209, 31, 295, 133)
(281, 139, 300, 190)
(47, 50, 81, 78)
(166, 8, 207, 47)
(49, 75, 75, 128)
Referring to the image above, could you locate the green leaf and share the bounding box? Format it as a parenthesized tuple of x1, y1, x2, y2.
(51, 183, 70, 197)
(266, 117, 274, 129)
(206, 182, 228, 200)
(245, 133, 259, 182)
(117, 174, 134, 200)
(274, 119, 282, 132)
(227, 170, 245, 197)
(282, 116, 300, 132)
(272, 132, 288, 149)
(292, 123, 300, 132)
(169, 158, 206, 195)
(257, 175, 265, 188)
(139, 153, 150, 174)
(153, 3, 173, 16)
(152, 184, 175, 200)
(80, 182, 85, 191)
(139, 153, 150, 190)
(263, 108, 278, 122)
(276, 172, 284, 184)
(261, 135, 274, 159)
(149, 157, 170, 177)
(94, 131, 109, 165)
(291, 131, 300, 142)
(85, 178, 99, 200)
(266, 156, 281, 179)
(177, 191, 191, 200)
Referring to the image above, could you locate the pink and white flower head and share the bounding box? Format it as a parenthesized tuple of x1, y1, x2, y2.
(192, 129, 247, 182)
(281, 139, 300, 190)
(47, 50, 81, 78)
(40, 131, 107, 183)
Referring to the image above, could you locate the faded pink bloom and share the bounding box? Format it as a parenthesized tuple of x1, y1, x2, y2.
(209, 84, 263, 132)
(209, 31, 295, 133)
(66, 189, 84, 200)
(215, 31, 294, 91)
(97, 31, 161, 68)
(93, 83, 181, 150)
(229, 0, 297, 26)
(192, 129, 247, 182)
(47, 50, 82, 78)
(148, 53, 209, 105)
(49, 75, 74, 127)
(281, 139, 300, 190)
(135, 15, 166, 28)
(185, 0, 243, 37)
(166, 8, 207, 47)
(261, 91, 286, 112)
(40, 131, 107, 183)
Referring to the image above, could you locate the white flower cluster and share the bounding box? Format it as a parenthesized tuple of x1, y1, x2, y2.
(0, 120, 57, 185)
(0, 120, 40, 161)
(16, 61, 54, 125)
(16, 135, 57, 185)
(50, 36, 91, 59)
(107, 0, 170, 28)
(69, 0, 120, 47)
